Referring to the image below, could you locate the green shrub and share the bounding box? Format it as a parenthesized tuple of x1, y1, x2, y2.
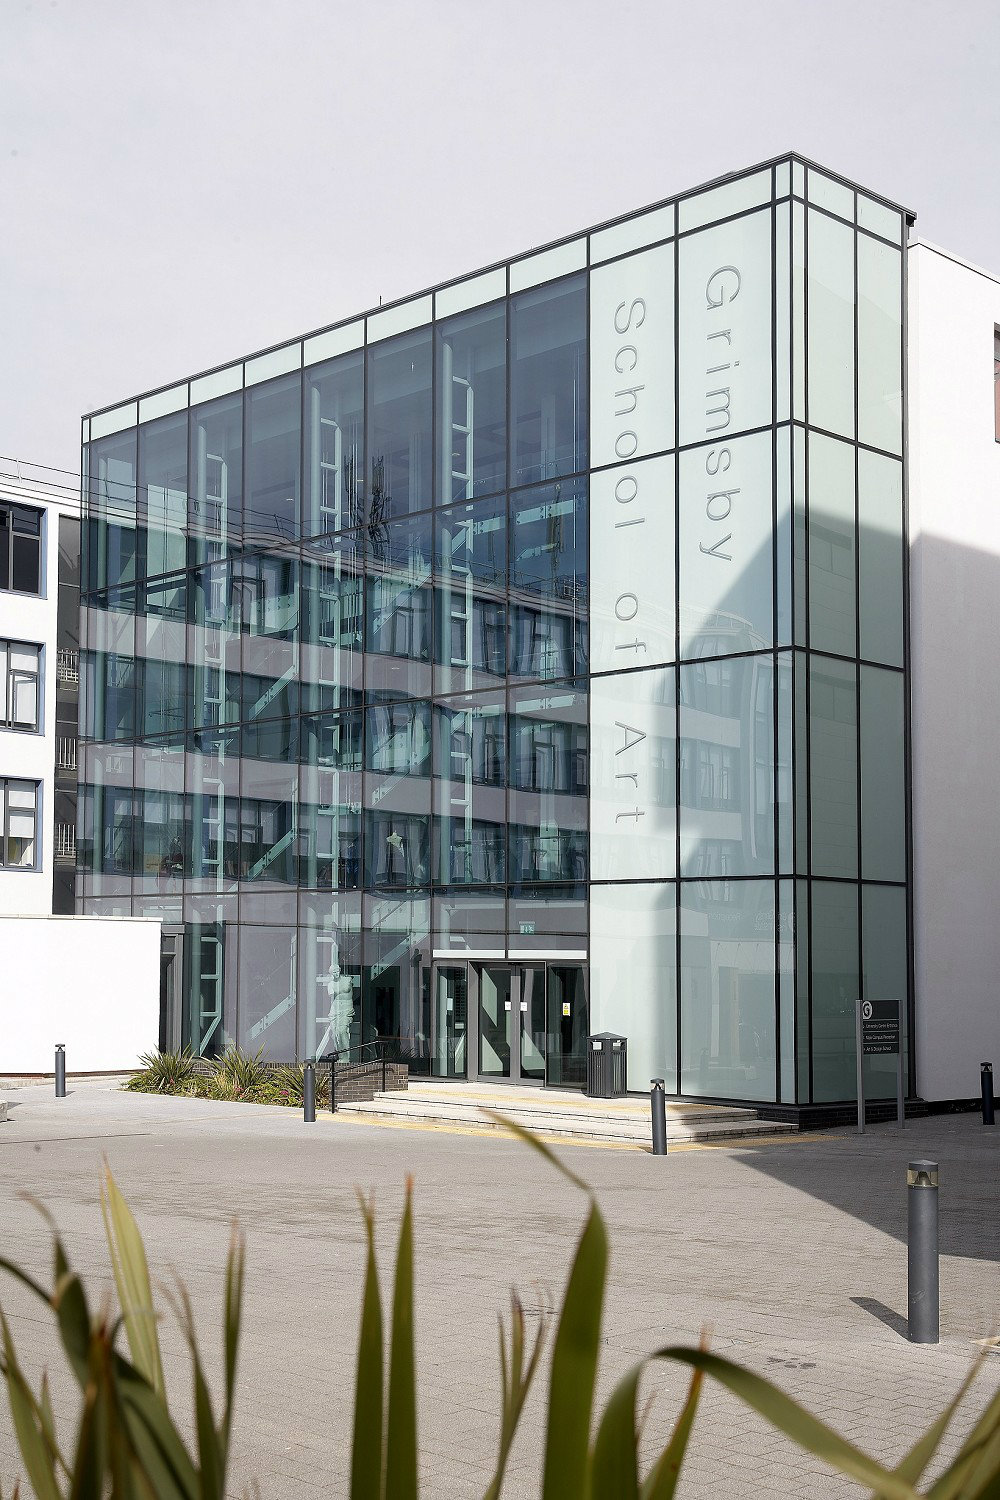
(207, 1044, 267, 1101)
(1, 1129, 998, 1498)
(122, 1047, 199, 1094)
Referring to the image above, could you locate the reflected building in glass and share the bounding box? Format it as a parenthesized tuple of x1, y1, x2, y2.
(78, 154, 910, 1111)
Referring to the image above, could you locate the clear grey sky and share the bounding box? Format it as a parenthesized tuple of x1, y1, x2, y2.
(2, 0, 998, 475)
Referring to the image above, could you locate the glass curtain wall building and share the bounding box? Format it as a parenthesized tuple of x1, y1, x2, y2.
(78, 154, 909, 1108)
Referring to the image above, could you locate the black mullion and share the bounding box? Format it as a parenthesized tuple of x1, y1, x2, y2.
(900, 221, 916, 1097)
(771, 167, 782, 1105)
(583, 236, 591, 1087)
(803, 183, 814, 1106)
(674, 224, 682, 1098)
(853, 192, 864, 1058)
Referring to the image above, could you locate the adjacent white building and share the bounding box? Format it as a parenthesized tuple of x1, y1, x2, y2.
(0, 457, 80, 917)
(907, 241, 1000, 1103)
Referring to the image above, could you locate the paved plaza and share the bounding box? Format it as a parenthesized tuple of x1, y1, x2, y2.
(0, 1080, 996, 1498)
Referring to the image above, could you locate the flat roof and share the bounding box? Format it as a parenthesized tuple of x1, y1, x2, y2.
(83, 151, 914, 424)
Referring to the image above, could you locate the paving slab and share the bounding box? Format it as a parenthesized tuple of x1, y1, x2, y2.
(0, 1079, 996, 1499)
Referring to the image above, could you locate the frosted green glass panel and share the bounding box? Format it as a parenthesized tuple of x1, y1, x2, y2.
(860, 666, 905, 883)
(858, 449, 904, 667)
(810, 656, 858, 879)
(807, 210, 855, 439)
(811, 879, 859, 1102)
(808, 432, 856, 657)
(858, 235, 903, 455)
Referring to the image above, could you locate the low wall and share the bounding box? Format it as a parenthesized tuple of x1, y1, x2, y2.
(0, 915, 161, 1074)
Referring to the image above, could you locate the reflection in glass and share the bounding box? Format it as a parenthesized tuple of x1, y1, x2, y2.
(809, 656, 857, 878)
(367, 328, 432, 519)
(436, 302, 506, 502)
(302, 531, 364, 710)
(807, 209, 855, 440)
(297, 894, 362, 1060)
(510, 274, 587, 488)
(547, 966, 588, 1087)
(808, 433, 856, 657)
(811, 879, 859, 1102)
(858, 450, 904, 667)
(365, 510, 432, 696)
(590, 881, 676, 1092)
(680, 655, 775, 878)
(244, 373, 301, 545)
(87, 431, 137, 594)
(304, 350, 365, 537)
(860, 666, 905, 882)
(138, 413, 187, 580)
(189, 394, 242, 563)
(237, 924, 297, 1058)
(510, 477, 587, 682)
(435, 495, 506, 693)
(680, 878, 776, 1101)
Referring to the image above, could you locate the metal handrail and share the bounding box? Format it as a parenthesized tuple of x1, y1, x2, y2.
(317, 1036, 407, 1113)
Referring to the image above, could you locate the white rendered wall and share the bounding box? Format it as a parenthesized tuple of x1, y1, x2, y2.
(0, 475, 78, 916)
(908, 241, 1000, 1101)
(0, 916, 160, 1072)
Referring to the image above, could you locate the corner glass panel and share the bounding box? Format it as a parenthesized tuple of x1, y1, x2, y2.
(810, 879, 859, 1101)
(297, 893, 362, 1059)
(88, 431, 137, 594)
(510, 274, 587, 489)
(244, 373, 301, 545)
(861, 882, 908, 1100)
(808, 432, 856, 657)
(304, 350, 365, 538)
(435, 302, 507, 504)
(778, 879, 796, 1102)
(860, 665, 906, 883)
(857, 235, 903, 455)
(509, 477, 587, 683)
(367, 327, 432, 519)
(807, 209, 855, 440)
(189, 394, 243, 562)
(680, 878, 777, 1101)
(858, 450, 904, 667)
(679, 655, 774, 878)
(809, 656, 858, 878)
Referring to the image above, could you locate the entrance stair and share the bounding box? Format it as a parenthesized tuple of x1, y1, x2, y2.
(336, 1081, 796, 1147)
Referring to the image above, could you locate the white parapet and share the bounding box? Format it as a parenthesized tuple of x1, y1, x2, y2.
(0, 914, 161, 1074)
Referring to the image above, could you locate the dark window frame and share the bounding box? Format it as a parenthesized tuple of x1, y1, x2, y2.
(0, 638, 42, 732)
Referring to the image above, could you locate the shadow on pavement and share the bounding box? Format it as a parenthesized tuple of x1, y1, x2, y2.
(851, 1296, 908, 1338)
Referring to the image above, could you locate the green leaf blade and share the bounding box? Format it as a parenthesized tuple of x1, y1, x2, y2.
(384, 1179, 418, 1500)
(351, 1194, 384, 1500)
(542, 1202, 609, 1500)
(590, 1363, 641, 1500)
(101, 1162, 166, 1399)
(641, 1361, 703, 1500)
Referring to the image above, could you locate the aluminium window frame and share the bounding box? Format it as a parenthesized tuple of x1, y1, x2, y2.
(0, 776, 41, 871)
(0, 638, 43, 733)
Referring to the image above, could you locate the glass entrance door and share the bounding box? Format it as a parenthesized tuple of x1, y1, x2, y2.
(476, 964, 546, 1085)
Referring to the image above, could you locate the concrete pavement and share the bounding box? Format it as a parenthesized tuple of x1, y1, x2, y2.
(0, 1079, 996, 1498)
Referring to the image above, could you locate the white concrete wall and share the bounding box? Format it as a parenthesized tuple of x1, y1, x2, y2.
(908, 241, 1000, 1101)
(0, 915, 161, 1072)
(0, 473, 78, 916)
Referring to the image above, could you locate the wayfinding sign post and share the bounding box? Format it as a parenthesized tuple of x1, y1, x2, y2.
(855, 998, 904, 1134)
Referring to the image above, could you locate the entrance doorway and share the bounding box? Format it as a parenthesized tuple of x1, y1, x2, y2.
(429, 960, 589, 1088)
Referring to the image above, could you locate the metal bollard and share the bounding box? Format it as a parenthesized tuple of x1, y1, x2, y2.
(303, 1060, 316, 1123)
(54, 1044, 66, 1098)
(650, 1078, 667, 1156)
(907, 1160, 939, 1344)
(981, 1063, 995, 1126)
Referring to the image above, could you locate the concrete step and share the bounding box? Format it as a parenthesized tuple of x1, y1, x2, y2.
(337, 1089, 795, 1145)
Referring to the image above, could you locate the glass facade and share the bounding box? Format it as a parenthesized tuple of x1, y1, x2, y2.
(79, 154, 909, 1105)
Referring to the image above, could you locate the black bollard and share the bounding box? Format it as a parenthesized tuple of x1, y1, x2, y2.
(54, 1044, 66, 1098)
(303, 1060, 316, 1123)
(981, 1063, 995, 1126)
(907, 1160, 939, 1345)
(650, 1078, 667, 1156)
